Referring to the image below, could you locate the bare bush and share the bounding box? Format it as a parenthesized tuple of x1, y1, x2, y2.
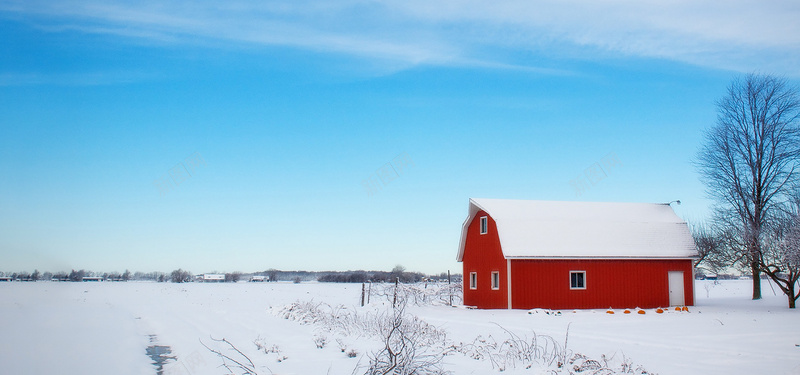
(254, 336, 288, 362)
(277, 300, 449, 374)
(365, 303, 448, 375)
(313, 334, 328, 349)
(278, 301, 430, 343)
(455, 329, 567, 371)
(369, 282, 463, 307)
(454, 324, 652, 374)
(277, 300, 650, 374)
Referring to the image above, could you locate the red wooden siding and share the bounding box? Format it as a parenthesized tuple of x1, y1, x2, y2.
(462, 211, 507, 309)
(509, 259, 694, 310)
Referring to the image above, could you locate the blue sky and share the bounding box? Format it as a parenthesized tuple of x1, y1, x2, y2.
(1, 1, 799, 275)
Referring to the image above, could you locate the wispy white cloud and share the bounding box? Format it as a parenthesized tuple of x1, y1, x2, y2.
(1, 0, 798, 75)
(381, 0, 800, 73)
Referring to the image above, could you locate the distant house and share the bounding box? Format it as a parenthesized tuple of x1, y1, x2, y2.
(250, 275, 268, 282)
(0, 276, 13, 282)
(82, 276, 104, 282)
(202, 274, 225, 282)
(457, 198, 698, 310)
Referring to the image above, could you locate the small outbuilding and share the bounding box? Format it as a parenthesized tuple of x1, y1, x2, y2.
(201, 274, 225, 282)
(457, 198, 698, 310)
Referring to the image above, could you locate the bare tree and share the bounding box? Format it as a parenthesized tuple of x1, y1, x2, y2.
(697, 73, 800, 299)
(69, 269, 86, 282)
(171, 268, 192, 283)
(266, 269, 279, 282)
(390, 265, 406, 283)
(225, 272, 242, 283)
(761, 200, 800, 308)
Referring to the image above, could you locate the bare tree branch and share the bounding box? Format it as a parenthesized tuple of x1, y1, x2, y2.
(200, 336, 261, 375)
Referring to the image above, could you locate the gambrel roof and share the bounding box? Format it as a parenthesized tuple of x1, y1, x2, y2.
(456, 198, 698, 261)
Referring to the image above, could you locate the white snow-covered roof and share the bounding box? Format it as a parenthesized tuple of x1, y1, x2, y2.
(456, 198, 698, 261)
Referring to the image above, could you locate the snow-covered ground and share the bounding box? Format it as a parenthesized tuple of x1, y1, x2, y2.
(0, 280, 798, 375)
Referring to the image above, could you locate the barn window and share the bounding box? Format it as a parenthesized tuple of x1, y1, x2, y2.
(469, 272, 477, 290)
(491, 271, 500, 290)
(570, 271, 586, 290)
(480, 216, 488, 234)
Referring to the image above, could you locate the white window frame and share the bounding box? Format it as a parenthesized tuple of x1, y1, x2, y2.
(491, 271, 500, 290)
(569, 271, 586, 290)
(480, 216, 488, 234)
(469, 272, 478, 290)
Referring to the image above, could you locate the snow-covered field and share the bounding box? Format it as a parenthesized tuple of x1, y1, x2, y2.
(0, 280, 798, 375)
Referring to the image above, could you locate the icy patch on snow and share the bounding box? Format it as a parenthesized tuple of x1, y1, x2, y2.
(145, 335, 175, 375)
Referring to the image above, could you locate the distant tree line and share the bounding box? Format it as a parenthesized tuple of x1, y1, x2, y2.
(317, 265, 450, 284)
(1, 269, 152, 282)
(1, 270, 42, 281)
(0, 266, 459, 285)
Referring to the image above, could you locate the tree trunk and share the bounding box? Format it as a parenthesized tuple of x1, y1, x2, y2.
(751, 260, 762, 300)
(789, 284, 796, 309)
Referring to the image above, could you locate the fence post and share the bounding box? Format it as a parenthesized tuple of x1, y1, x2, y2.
(423, 278, 427, 303)
(448, 270, 452, 306)
(393, 277, 399, 308)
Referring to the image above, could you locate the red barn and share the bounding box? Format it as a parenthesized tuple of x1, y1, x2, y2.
(457, 198, 698, 310)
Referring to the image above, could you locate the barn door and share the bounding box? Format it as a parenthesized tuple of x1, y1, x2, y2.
(668, 271, 685, 306)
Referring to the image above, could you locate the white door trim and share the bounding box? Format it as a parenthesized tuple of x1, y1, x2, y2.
(507, 259, 512, 309)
